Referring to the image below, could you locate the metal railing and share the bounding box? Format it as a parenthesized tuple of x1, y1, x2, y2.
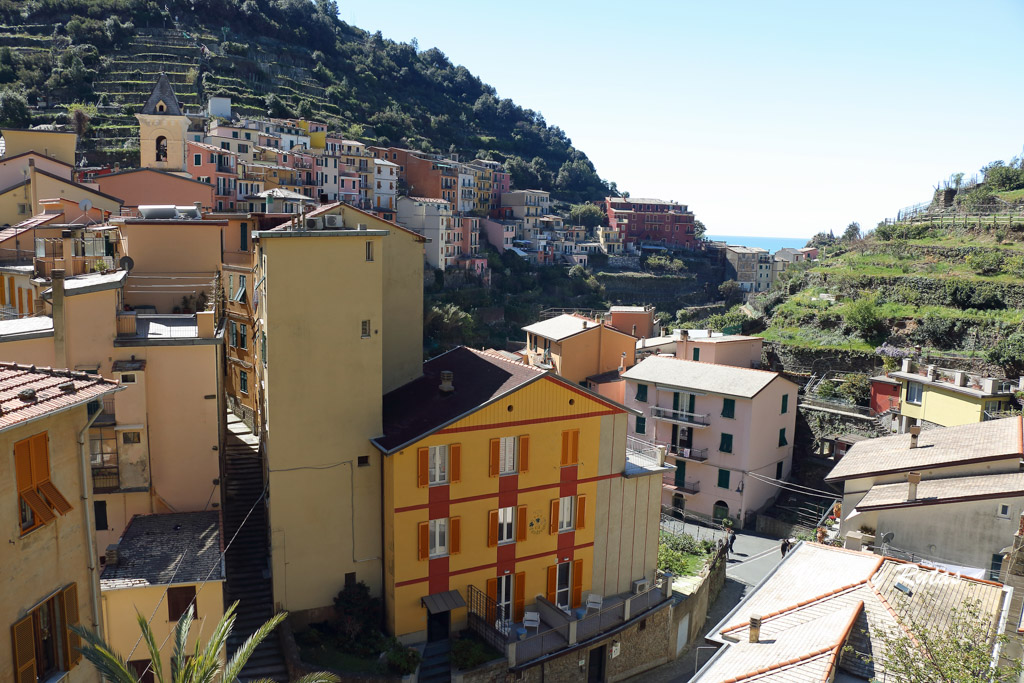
(116, 311, 137, 337)
(625, 436, 665, 471)
(667, 445, 708, 462)
(799, 395, 875, 417)
(650, 406, 711, 426)
(91, 465, 120, 492)
(677, 479, 700, 494)
(466, 585, 507, 654)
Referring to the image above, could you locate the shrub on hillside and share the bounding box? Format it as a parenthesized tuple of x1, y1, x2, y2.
(842, 296, 882, 339)
(967, 250, 1004, 275)
(837, 373, 870, 406)
(987, 331, 1024, 375)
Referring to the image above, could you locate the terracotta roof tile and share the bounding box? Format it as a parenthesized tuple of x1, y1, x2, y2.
(0, 362, 120, 432)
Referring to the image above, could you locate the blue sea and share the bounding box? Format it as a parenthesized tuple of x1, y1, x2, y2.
(706, 234, 811, 253)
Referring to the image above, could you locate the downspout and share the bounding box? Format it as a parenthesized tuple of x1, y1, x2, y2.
(78, 400, 108, 634)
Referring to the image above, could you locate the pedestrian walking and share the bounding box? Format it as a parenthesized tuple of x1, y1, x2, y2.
(728, 528, 736, 553)
(780, 538, 791, 557)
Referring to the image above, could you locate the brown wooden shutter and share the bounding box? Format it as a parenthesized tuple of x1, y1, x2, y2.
(549, 499, 559, 535)
(39, 481, 72, 516)
(14, 439, 31, 492)
(486, 577, 498, 622)
(487, 510, 499, 547)
(450, 517, 461, 555)
(62, 583, 81, 668)
(570, 430, 580, 465)
(29, 433, 48, 482)
(546, 565, 558, 603)
(417, 447, 429, 487)
(21, 488, 54, 525)
(516, 505, 527, 542)
(489, 439, 500, 477)
(519, 435, 529, 473)
(450, 444, 461, 483)
(12, 614, 36, 683)
(571, 559, 584, 608)
(418, 521, 429, 560)
(514, 572, 526, 622)
(576, 495, 586, 531)
(560, 430, 570, 466)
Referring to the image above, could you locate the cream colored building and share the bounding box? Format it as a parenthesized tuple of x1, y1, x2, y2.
(254, 203, 425, 620)
(521, 313, 637, 385)
(136, 74, 191, 172)
(1, 128, 78, 166)
(1, 363, 121, 683)
(622, 356, 798, 524)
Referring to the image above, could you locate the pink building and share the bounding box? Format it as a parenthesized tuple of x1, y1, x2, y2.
(481, 218, 517, 253)
(186, 141, 237, 211)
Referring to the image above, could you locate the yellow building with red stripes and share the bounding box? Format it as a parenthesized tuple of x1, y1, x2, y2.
(374, 346, 665, 645)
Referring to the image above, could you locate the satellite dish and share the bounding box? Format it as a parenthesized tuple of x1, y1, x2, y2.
(119, 256, 135, 273)
(881, 532, 895, 544)
(78, 198, 93, 213)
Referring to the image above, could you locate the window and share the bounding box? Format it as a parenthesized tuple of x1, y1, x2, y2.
(261, 332, 267, 367)
(719, 433, 733, 453)
(635, 383, 648, 402)
(120, 373, 136, 384)
(718, 468, 731, 490)
(558, 496, 575, 532)
(94, 500, 107, 531)
(15, 433, 72, 534)
(167, 586, 196, 622)
(635, 416, 646, 435)
(156, 136, 167, 162)
(121, 431, 141, 445)
(990, 553, 1004, 581)
(776, 460, 784, 480)
(497, 506, 515, 544)
(366, 241, 374, 261)
(496, 574, 514, 624)
(692, 347, 700, 361)
(555, 561, 571, 609)
(429, 518, 448, 558)
(361, 320, 371, 338)
(239, 370, 248, 395)
(232, 275, 247, 303)
(193, 154, 201, 166)
(357, 455, 369, 467)
(721, 398, 735, 419)
(907, 382, 923, 405)
(240, 223, 248, 251)
(11, 584, 81, 680)
(778, 428, 788, 447)
(499, 436, 517, 474)
(781, 394, 789, 414)
(239, 324, 248, 350)
(998, 504, 1011, 519)
(428, 445, 448, 485)
(229, 321, 237, 347)
(129, 660, 156, 683)
(228, 274, 234, 300)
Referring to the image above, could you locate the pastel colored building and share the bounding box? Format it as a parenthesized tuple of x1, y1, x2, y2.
(888, 358, 1020, 431)
(723, 246, 771, 293)
(2, 363, 121, 683)
(0, 158, 122, 226)
(604, 197, 697, 249)
(521, 313, 637, 385)
(374, 158, 399, 210)
(669, 332, 763, 368)
(187, 140, 238, 211)
(622, 356, 797, 525)
(136, 74, 191, 172)
(481, 217, 518, 254)
(502, 190, 551, 233)
(396, 195, 457, 269)
(607, 306, 657, 340)
(97, 168, 214, 214)
(1, 128, 78, 166)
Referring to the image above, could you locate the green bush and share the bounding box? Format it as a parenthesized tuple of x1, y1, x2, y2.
(661, 531, 701, 555)
(384, 638, 421, 675)
(842, 296, 882, 339)
(988, 331, 1024, 374)
(817, 379, 838, 399)
(967, 250, 1004, 275)
(452, 636, 502, 670)
(837, 373, 870, 406)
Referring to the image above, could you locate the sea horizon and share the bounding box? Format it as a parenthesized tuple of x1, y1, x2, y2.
(705, 234, 812, 253)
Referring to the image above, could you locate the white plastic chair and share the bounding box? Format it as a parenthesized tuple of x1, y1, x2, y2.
(523, 611, 540, 634)
(586, 594, 603, 614)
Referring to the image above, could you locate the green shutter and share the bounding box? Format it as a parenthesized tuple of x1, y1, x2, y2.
(776, 460, 784, 479)
(781, 394, 788, 414)
(692, 348, 700, 361)
(778, 428, 787, 447)
(719, 433, 733, 453)
(636, 384, 648, 402)
(721, 398, 735, 419)
(717, 468, 730, 489)
(636, 416, 646, 434)
(674, 461, 686, 487)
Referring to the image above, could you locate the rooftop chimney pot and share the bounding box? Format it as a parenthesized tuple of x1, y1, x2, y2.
(909, 425, 921, 448)
(439, 370, 455, 394)
(907, 471, 922, 501)
(749, 614, 762, 643)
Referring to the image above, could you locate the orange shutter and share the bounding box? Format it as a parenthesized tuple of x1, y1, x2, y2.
(39, 481, 72, 515)
(570, 430, 580, 465)
(450, 444, 461, 483)
(549, 499, 559, 535)
(417, 447, 429, 487)
(486, 577, 498, 621)
(516, 505, 527, 542)
(489, 439, 500, 477)
(519, 435, 529, 473)
(62, 583, 81, 668)
(29, 434, 48, 483)
(487, 510, 499, 547)
(12, 614, 36, 683)
(560, 431, 570, 466)
(22, 489, 55, 526)
(514, 572, 526, 622)
(576, 495, 586, 531)
(14, 439, 32, 492)
(450, 517, 461, 555)
(546, 565, 558, 603)
(571, 559, 584, 608)
(418, 522, 429, 560)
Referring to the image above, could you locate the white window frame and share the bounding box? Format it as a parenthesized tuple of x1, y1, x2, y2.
(497, 506, 515, 544)
(428, 445, 448, 486)
(428, 518, 448, 558)
(496, 574, 514, 625)
(558, 496, 575, 532)
(119, 373, 136, 384)
(556, 561, 571, 609)
(907, 382, 923, 405)
(998, 504, 1011, 519)
(498, 436, 517, 474)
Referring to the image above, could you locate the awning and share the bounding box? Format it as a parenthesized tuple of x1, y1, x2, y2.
(421, 589, 466, 615)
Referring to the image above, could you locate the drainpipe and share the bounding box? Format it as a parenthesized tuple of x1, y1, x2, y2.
(52, 269, 68, 369)
(78, 398, 109, 634)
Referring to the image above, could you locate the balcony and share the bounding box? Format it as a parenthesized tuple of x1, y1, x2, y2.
(91, 465, 119, 492)
(35, 255, 114, 278)
(678, 479, 700, 494)
(87, 395, 116, 425)
(625, 436, 671, 476)
(467, 573, 671, 668)
(668, 446, 709, 462)
(650, 406, 710, 427)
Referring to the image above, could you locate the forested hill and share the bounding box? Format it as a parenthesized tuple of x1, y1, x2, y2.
(0, 0, 615, 202)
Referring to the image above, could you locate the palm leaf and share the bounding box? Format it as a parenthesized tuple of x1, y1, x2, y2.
(221, 611, 288, 683)
(292, 674, 342, 683)
(72, 624, 140, 683)
(136, 609, 167, 683)
(170, 604, 195, 683)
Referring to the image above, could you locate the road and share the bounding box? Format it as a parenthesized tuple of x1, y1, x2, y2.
(629, 530, 787, 683)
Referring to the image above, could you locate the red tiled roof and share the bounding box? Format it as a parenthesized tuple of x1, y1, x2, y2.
(0, 362, 120, 432)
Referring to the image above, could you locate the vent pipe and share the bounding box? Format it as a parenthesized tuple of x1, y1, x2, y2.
(907, 472, 921, 501)
(749, 615, 762, 643)
(52, 269, 68, 370)
(909, 425, 921, 449)
(439, 370, 455, 394)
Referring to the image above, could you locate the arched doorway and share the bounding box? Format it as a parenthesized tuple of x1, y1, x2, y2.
(156, 136, 167, 161)
(712, 500, 730, 523)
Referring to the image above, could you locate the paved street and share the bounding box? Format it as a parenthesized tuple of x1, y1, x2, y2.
(629, 530, 787, 683)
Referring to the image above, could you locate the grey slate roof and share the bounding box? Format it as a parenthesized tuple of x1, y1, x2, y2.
(140, 73, 183, 116)
(854, 471, 1024, 510)
(621, 355, 786, 398)
(101, 511, 222, 589)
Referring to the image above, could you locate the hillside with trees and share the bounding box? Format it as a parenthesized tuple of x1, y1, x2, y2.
(0, 0, 615, 201)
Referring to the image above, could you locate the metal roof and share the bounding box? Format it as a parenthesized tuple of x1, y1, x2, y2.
(621, 355, 786, 398)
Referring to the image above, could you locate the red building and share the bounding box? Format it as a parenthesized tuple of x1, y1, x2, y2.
(186, 141, 237, 211)
(870, 374, 901, 415)
(604, 196, 697, 249)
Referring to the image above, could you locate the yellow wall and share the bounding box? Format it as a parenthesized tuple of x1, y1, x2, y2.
(101, 581, 224, 679)
(550, 325, 635, 385)
(136, 113, 190, 171)
(382, 376, 639, 641)
(2, 129, 77, 165)
(899, 380, 988, 427)
(0, 406, 102, 683)
(33, 171, 122, 214)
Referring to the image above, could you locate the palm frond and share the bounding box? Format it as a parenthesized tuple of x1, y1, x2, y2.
(221, 611, 288, 683)
(170, 604, 195, 683)
(136, 609, 167, 683)
(72, 624, 140, 683)
(293, 673, 342, 683)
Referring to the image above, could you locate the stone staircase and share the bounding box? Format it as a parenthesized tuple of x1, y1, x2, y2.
(419, 640, 452, 683)
(222, 415, 288, 682)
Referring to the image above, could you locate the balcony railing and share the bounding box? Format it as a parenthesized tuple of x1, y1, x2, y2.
(678, 479, 700, 494)
(650, 406, 710, 426)
(625, 436, 668, 474)
(116, 311, 137, 337)
(91, 465, 120, 492)
(35, 255, 114, 278)
(667, 446, 709, 462)
(87, 396, 116, 425)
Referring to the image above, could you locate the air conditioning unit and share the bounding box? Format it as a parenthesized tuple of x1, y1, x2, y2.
(323, 214, 343, 228)
(631, 578, 650, 595)
(304, 217, 323, 230)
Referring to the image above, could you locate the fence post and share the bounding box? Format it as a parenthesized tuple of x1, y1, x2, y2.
(507, 641, 517, 667)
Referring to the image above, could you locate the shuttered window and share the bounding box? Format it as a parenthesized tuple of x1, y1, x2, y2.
(15, 432, 71, 534)
(167, 586, 196, 622)
(10, 584, 81, 682)
(560, 430, 580, 466)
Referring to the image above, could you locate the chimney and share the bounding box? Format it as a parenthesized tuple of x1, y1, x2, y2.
(439, 370, 455, 394)
(907, 471, 921, 501)
(52, 269, 68, 370)
(953, 371, 967, 387)
(582, 319, 588, 330)
(105, 543, 120, 567)
(193, 201, 202, 216)
(749, 615, 762, 643)
(909, 425, 921, 449)
(901, 357, 911, 372)
(619, 351, 626, 373)
(925, 365, 936, 381)
(982, 378, 996, 394)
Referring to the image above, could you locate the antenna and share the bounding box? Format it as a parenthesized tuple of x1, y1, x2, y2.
(76, 198, 98, 225)
(881, 532, 895, 544)
(119, 255, 135, 273)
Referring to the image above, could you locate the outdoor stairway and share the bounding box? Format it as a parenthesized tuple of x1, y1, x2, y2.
(420, 640, 452, 683)
(222, 415, 288, 682)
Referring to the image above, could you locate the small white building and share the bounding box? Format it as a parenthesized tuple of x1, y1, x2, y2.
(373, 158, 399, 210)
(396, 196, 455, 269)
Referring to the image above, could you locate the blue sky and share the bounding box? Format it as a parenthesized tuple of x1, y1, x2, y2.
(344, 1, 1024, 238)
